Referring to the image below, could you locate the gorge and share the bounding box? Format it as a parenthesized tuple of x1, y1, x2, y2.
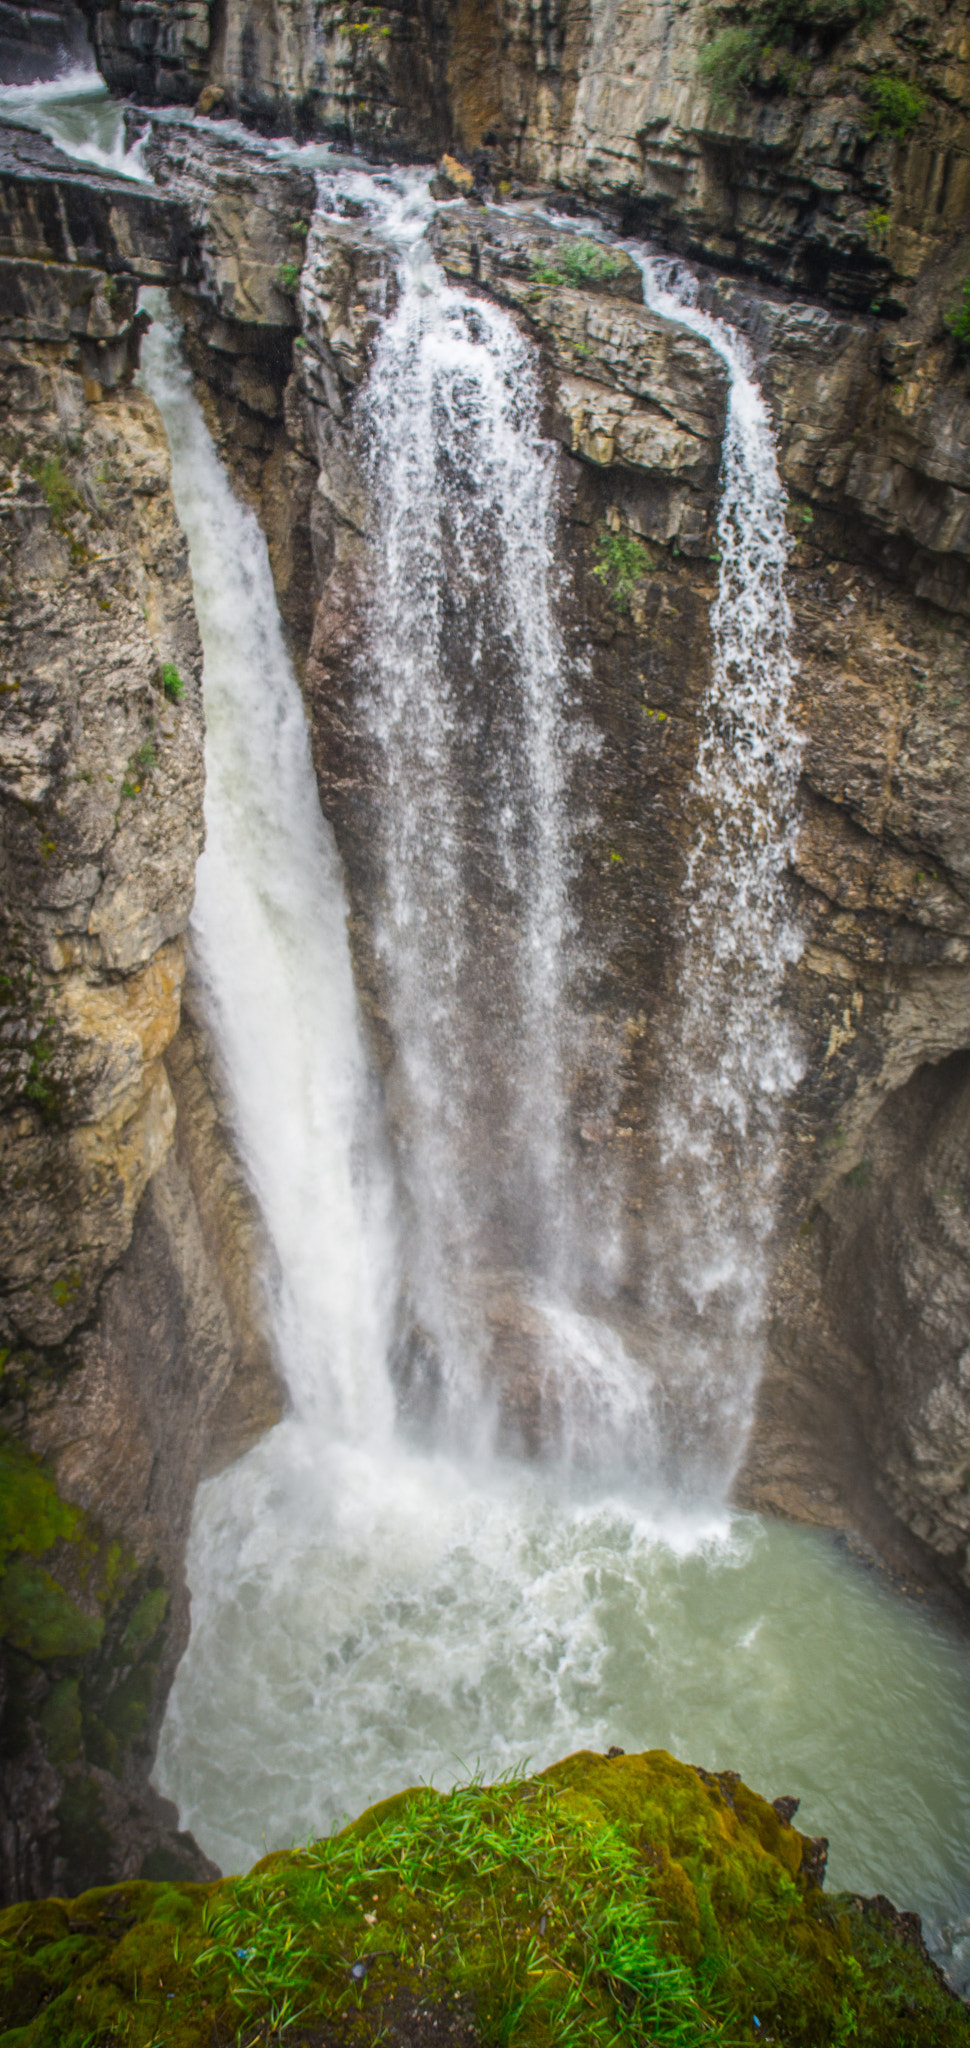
(2, 2, 970, 2034)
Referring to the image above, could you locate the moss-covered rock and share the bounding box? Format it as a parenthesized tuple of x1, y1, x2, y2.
(0, 1749, 965, 2047)
(0, 1434, 190, 1897)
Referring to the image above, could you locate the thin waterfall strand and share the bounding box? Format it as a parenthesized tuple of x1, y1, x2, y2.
(634, 254, 804, 1489)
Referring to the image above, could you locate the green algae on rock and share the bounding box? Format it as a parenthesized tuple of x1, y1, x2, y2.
(1, 1750, 966, 2048)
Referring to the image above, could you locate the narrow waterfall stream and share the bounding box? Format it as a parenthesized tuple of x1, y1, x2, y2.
(634, 254, 805, 1494)
(8, 71, 970, 1985)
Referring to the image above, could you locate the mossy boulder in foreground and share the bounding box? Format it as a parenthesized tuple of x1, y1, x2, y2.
(0, 1748, 966, 2046)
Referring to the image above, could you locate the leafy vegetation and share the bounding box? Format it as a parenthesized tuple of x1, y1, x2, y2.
(697, 0, 889, 107)
(0, 1751, 967, 2046)
(944, 275, 970, 353)
(698, 26, 764, 105)
(276, 260, 301, 295)
(121, 739, 157, 799)
(532, 238, 627, 289)
(161, 661, 185, 703)
(864, 73, 927, 139)
(29, 455, 80, 522)
(593, 529, 655, 613)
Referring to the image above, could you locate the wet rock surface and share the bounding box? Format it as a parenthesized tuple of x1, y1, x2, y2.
(0, 174, 281, 1901)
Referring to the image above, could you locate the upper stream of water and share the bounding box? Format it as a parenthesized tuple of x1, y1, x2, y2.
(8, 69, 970, 1990)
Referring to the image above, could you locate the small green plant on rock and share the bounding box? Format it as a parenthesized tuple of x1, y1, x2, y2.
(594, 529, 654, 613)
(30, 455, 80, 522)
(160, 661, 185, 703)
(944, 275, 970, 353)
(532, 237, 625, 288)
(276, 260, 301, 295)
(121, 739, 157, 799)
(864, 73, 927, 140)
(698, 0, 888, 107)
(698, 25, 764, 104)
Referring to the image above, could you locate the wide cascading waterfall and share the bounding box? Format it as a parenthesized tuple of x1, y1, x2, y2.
(632, 253, 805, 1496)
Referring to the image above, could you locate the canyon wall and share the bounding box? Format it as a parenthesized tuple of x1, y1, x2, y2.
(3, 0, 970, 1896)
(0, 125, 282, 1901)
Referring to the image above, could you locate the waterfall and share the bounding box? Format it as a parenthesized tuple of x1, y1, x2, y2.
(9, 73, 970, 1955)
(130, 173, 970, 1953)
(359, 255, 575, 1406)
(306, 169, 646, 1469)
(632, 254, 805, 1495)
(139, 296, 398, 1442)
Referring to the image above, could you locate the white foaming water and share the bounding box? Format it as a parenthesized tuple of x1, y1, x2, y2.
(0, 66, 148, 177)
(631, 252, 805, 1492)
(304, 170, 625, 1446)
(139, 299, 397, 1438)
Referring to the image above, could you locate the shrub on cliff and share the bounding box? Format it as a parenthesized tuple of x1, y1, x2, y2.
(864, 73, 927, 140)
(945, 277, 970, 354)
(1, 1748, 966, 2047)
(698, 0, 889, 106)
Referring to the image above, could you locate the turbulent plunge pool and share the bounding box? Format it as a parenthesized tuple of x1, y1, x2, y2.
(9, 66, 970, 1993)
(157, 1426, 970, 1964)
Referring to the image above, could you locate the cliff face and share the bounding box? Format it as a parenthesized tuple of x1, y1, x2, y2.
(0, 124, 282, 1903)
(83, 0, 969, 298)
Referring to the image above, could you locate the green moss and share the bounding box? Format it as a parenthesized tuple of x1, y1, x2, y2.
(865, 73, 927, 140)
(0, 1438, 82, 1569)
(0, 1752, 965, 2048)
(122, 1584, 169, 1652)
(0, 1559, 103, 1659)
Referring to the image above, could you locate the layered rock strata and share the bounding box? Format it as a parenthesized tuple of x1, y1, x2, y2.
(0, 126, 282, 1903)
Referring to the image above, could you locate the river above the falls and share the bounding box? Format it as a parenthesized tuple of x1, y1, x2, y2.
(9, 66, 970, 1992)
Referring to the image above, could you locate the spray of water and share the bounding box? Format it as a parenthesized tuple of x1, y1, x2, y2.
(631, 254, 805, 1493)
(354, 226, 580, 1418)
